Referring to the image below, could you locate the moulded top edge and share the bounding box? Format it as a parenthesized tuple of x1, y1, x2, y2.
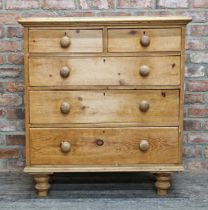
(18, 16, 192, 26)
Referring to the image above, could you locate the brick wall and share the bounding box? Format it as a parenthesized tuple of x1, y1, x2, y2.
(0, 0, 208, 171)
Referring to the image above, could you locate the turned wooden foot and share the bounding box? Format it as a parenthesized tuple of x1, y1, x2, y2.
(34, 174, 51, 197)
(155, 173, 171, 196)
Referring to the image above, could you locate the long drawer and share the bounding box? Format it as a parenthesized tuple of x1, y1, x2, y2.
(30, 127, 179, 165)
(29, 90, 179, 124)
(29, 29, 103, 53)
(29, 56, 180, 86)
(108, 28, 181, 52)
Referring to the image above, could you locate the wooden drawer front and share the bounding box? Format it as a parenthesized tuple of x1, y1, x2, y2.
(30, 127, 179, 165)
(29, 90, 179, 124)
(29, 56, 180, 86)
(29, 29, 103, 53)
(108, 28, 181, 52)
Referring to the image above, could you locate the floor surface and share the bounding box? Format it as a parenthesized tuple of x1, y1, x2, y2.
(0, 172, 207, 210)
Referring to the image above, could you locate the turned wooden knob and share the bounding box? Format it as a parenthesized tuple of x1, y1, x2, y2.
(60, 35, 71, 48)
(140, 65, 150, 77)
(60, 66, 70, 78)
(140, 35, 150, 47)
(139, 140, 149, 151)
(139, 100, 150, 112)
(60, 102, 70, 114)
(60, 141, 71, 153)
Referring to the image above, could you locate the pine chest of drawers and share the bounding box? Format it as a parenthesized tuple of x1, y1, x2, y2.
(19, 16, 191, 197)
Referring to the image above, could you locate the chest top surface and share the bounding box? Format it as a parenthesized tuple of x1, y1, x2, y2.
(18, 16, 191, 26)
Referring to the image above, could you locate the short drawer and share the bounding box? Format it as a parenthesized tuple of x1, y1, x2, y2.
(108, 28, 181, 52)
(30, 127, 179, 165)
(29, 29, 103, 53)
(29, 56, 180, 86)
(29, 90, 179, 124)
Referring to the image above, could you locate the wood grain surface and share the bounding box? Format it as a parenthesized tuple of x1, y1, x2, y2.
(18, 16, 192, 26)
(30, 127, 179, 165)
(29, 29, 103, 53)
(108, 28, 181, 52)
(29, 56, 180, 86)
(29, 90, 179, 124)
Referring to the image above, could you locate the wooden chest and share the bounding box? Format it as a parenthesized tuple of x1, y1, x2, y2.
(19, 16, 191, 197)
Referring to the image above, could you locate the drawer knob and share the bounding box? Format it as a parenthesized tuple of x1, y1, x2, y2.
(60, 66, 70, 78)
(140, 35, 150, 47)
(60, 35, 71, 48)
(60, 141, 71, 153)
(139, 140, 149, 151)
(140, 65, 150, 77)
(96, 139, 104, 146)
(139, 100, 150, 112)
(60, 102, 70, 114)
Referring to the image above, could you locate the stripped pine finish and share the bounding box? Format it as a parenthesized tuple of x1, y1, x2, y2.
(29, 90, 179, 124)
(18, 16, 191, 197)
(30, 127, 179, 165)
(108, 28, 181, 52)
(29, 56, 180, 86)
(29, 29, 103, 53)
